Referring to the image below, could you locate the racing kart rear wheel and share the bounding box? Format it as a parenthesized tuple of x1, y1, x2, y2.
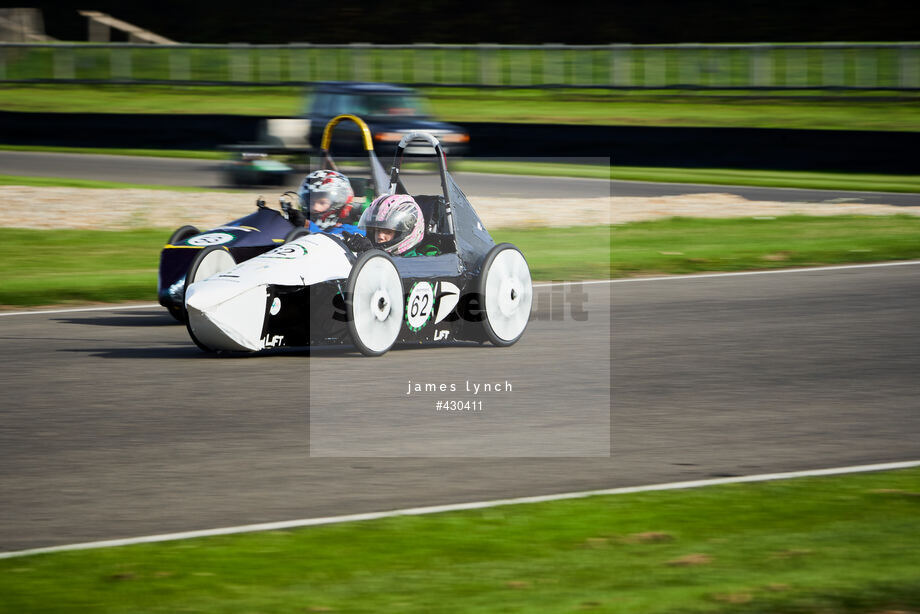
(346, 250, 404, 357)
(478, 243, 533, 347)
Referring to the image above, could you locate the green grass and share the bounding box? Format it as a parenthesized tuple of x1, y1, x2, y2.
(611, 166, 920, 192)
(5, 157, 920, 192)
(0, 228, 167, 306)
(3, 216, 920, 307)
(431, 88, 920, 131)
(2, 467, 919, 613)
(0, 84, 303, 116)
(0, 174, 214, 191)
(0, 144, 226, 160)
(505, 215, 920, 280)
(2, 84, 920, 130)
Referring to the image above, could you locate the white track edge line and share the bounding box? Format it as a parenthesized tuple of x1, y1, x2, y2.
(531, 259, 920, 287)
(607, 259, 920, 283)
(3, 260, 919, 316)
(2, 459, 917, 560)
(610, 177, 920, 197)
(0, 303, 158, 317)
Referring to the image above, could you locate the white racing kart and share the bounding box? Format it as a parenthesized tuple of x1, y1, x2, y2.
(184, 132, 532, 356)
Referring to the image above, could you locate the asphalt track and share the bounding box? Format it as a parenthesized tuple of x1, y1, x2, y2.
(2, 264, 919, 552)
(3, 150, 920, 205)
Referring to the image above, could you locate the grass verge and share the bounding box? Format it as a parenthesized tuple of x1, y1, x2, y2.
(431, 88, 920, 131)
(0, 174, 213, 191)
(1, 85, 920, 130)
(5, 161, 920, 192)
(2, 467, 919, 613)
(505, 215, 920, 281)
(0, 228, 166, 306)
(0, 144, 226, 160)
(3, 216, 920, 307)
(612, 166, 920, 193)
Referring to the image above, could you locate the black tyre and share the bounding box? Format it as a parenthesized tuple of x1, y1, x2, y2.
(284, 226, 310, 243)
(167, 225, 200, 246)
(478, 243, 533, 347)
(161, 226, 202, 322)
(346, 250, 403, 356)
(165, 303, 186, 323)
(185, 317, 214, 353)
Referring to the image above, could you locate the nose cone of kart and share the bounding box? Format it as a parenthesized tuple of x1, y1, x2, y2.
(186, 278, 268, 352)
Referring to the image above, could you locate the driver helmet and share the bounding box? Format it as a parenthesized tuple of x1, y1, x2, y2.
(297, 170, 355, 230)
(358, 194, 424, 255)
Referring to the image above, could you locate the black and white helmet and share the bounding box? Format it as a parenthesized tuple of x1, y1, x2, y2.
(297, 170, 355, 230)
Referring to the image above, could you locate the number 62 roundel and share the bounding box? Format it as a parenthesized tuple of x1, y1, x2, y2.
(405, 281, 460, 331)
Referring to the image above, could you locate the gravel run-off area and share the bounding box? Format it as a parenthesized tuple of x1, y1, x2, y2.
(1, 186, 919, 230)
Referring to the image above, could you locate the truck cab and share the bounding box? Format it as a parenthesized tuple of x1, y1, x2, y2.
(306, 82, 470, 156)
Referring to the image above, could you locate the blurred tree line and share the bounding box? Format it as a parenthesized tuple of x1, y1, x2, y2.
(37, 0, 918, 44)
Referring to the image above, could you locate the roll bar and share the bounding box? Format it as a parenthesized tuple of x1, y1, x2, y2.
(388, 132, 449, 200)
(320, 114, 375, 171)
(387, 131, 453, 235)
(319, 114, 391, 198)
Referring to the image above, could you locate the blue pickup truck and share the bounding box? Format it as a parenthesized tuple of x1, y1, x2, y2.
(222, 82, 470, 185)
(306, 82, 470, 157)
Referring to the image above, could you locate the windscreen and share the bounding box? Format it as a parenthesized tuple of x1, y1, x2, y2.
(446, 171, 494, 274)
(361, 94, 430, 118)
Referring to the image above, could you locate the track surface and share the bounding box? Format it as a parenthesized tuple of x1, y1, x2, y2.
(2, 265, 919, 552)
(3, 150, 920, 205)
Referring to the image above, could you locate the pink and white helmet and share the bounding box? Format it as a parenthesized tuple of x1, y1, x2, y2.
(358, 194, 424, 255)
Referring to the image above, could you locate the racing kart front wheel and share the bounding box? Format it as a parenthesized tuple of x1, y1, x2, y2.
(478, 243, 533, 347)
(177, 245, 239, 330)
(184, 246, 238, 353)
(346, 250, 404, 357)
(187, 246, 237, 287)
(162, 226, 201, 322)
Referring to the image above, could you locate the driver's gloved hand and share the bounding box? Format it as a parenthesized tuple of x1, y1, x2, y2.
(341, 232, 374, 253)
(287, 209, 307, 227)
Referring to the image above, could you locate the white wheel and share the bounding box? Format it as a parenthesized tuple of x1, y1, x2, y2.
(183, 247, 238, 352)
(479, 244, 532, 346)
(187, 246, 237, 285)
(347, 250, 404, 356)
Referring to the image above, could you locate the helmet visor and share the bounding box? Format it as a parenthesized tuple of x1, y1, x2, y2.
(303, 190, 336, 217)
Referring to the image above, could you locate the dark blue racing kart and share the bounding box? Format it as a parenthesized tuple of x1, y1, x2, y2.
(157, 114, 391, 321)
